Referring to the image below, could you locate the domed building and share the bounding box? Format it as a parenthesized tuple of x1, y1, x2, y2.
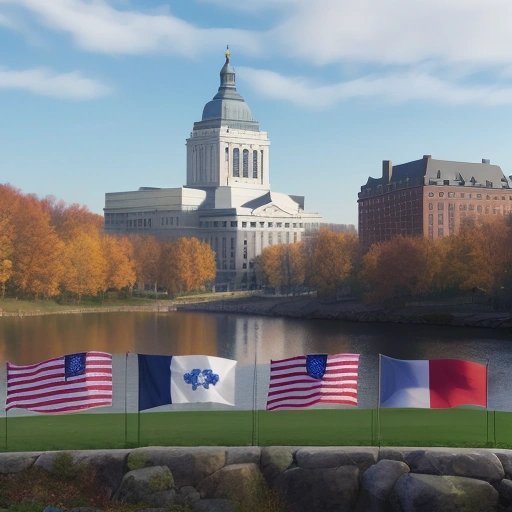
(104, 49, 322, 290)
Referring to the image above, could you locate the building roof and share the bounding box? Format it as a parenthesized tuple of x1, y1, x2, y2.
(363, 155, 511, 190)
(194, 48, 260, 132)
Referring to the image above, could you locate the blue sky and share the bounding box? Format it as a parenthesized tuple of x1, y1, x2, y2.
(2, 0, 512, 226)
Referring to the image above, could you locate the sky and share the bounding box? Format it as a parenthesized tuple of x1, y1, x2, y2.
(2, 1, 512, 227)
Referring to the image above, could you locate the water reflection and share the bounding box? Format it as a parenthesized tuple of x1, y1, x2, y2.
(0, 311, 511, 410)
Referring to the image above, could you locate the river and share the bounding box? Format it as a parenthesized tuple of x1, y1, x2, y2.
(0, 311, 510, 413)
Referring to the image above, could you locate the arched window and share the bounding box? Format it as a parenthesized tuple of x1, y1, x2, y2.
(260, 150, 264, 180)
(253, 150, 258, 178)
(243, 149, 249, 177)
(233, 148, 240, 177)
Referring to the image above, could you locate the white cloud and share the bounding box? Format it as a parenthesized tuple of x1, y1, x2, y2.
(271, 0, 512, 67)
(239, 66, 512, 108)
(0, 67, 111, 100)
(5, 0, 262, 56)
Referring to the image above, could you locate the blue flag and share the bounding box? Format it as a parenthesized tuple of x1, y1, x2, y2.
(138, 354, 172, 411)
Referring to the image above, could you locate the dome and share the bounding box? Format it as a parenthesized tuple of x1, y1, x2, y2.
(196, 48, 259, 132)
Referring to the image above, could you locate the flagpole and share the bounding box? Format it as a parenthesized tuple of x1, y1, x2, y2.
(377, 354, 382, 447)
(124, 352, 128, 448)
(251, 327, 259, 446)
(485, 359, 489, 446)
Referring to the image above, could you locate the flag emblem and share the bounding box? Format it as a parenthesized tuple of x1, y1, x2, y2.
(65, 353, 86, 379)
(306, 354, 328, 379)
(184, 368, 219, 390)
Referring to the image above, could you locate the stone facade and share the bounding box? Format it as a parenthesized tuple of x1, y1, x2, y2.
(104, 49, 321, 291)
(4, 446, 512, 511)
(358, 154, 512, 248)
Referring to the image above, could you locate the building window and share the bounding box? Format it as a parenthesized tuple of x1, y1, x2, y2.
(250, 222, 256, 228)
(243, 149, 249, 177)
(437, 203, 444, 210)
(260, 150, 264, 180)
(439, 192, 444, 197)
(438, 227, 444, 237)
(429, 214, 433, 225)
(253, 150, 258, 178)
(428, 192, 434, 197)
(231, 221, 237, 227)
(268, 222, 273, 228)
(438, 213, 443, 225)
(225, 147, 229, 161)
(429, 203, 433, 210)
(242, 221, 247, 228)
(233, 148, 240, 177)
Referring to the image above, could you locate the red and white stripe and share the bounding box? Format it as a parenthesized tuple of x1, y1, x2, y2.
(6, 351, 113, 414)
(266, 353, 359, 411)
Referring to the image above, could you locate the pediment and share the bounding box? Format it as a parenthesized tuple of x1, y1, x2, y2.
(251, 202, 298, 217)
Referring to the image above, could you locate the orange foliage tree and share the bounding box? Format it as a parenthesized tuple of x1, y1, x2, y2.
(160, 237, 216, 296)
(0, 186, 17, 297)
(305, 228, 359, 298)
(130, 235, 162, 292)
(257, 242, 306, 294)
(10, 193, 64, 298)
(102, 235, 136, 292)
(360, 236, 433, 303)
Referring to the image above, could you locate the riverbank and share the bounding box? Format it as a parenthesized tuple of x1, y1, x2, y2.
(178, 295, 512, 329)
(0, 292, 251, 317)
(1, 293, 511, 329)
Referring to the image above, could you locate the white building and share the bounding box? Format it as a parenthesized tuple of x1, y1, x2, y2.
(104, 49, 322, 290)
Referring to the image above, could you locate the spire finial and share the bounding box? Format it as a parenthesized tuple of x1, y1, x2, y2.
(225, 45, 230, 62)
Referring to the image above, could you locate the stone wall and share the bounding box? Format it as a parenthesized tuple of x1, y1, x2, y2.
(2, 446, 512, 511)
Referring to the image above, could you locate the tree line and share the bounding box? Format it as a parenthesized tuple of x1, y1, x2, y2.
(0, 185, 215, 301)
(257, 217, 512, 307)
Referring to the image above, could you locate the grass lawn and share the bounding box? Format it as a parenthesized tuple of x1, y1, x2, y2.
(1, 409, 511, 452)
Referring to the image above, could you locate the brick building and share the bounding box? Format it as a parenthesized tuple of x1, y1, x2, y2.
(358, 154, 512, 248)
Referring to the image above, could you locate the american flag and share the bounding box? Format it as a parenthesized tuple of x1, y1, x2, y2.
(266, 353, 359, 411)
(6, 351, 113, 414)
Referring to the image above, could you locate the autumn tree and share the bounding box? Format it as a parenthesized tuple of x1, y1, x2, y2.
(44, 197, 103, 240)
(10, 193, 64, 298)
(305, 228, 359, 298)
(257, 242, 306, 294)
(360, 236, 433, 303)
(130, 235, 162, 292)
(0, 185, 17, 297)
(160, 237, 216, 296)
(102, 235, 136, 292)
(61, 232, 107, 301)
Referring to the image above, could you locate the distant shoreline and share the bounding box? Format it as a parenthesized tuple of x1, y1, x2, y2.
(177, 295, 512, 330)
(0, 294, 510, 329)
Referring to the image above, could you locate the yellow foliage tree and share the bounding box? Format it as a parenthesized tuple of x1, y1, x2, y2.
(62, 232, 107, 301)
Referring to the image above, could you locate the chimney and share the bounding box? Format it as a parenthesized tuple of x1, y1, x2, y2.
(482, 158, 490, 164)
(423, 154, 432, 160)
(382, 160, 392, 184)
